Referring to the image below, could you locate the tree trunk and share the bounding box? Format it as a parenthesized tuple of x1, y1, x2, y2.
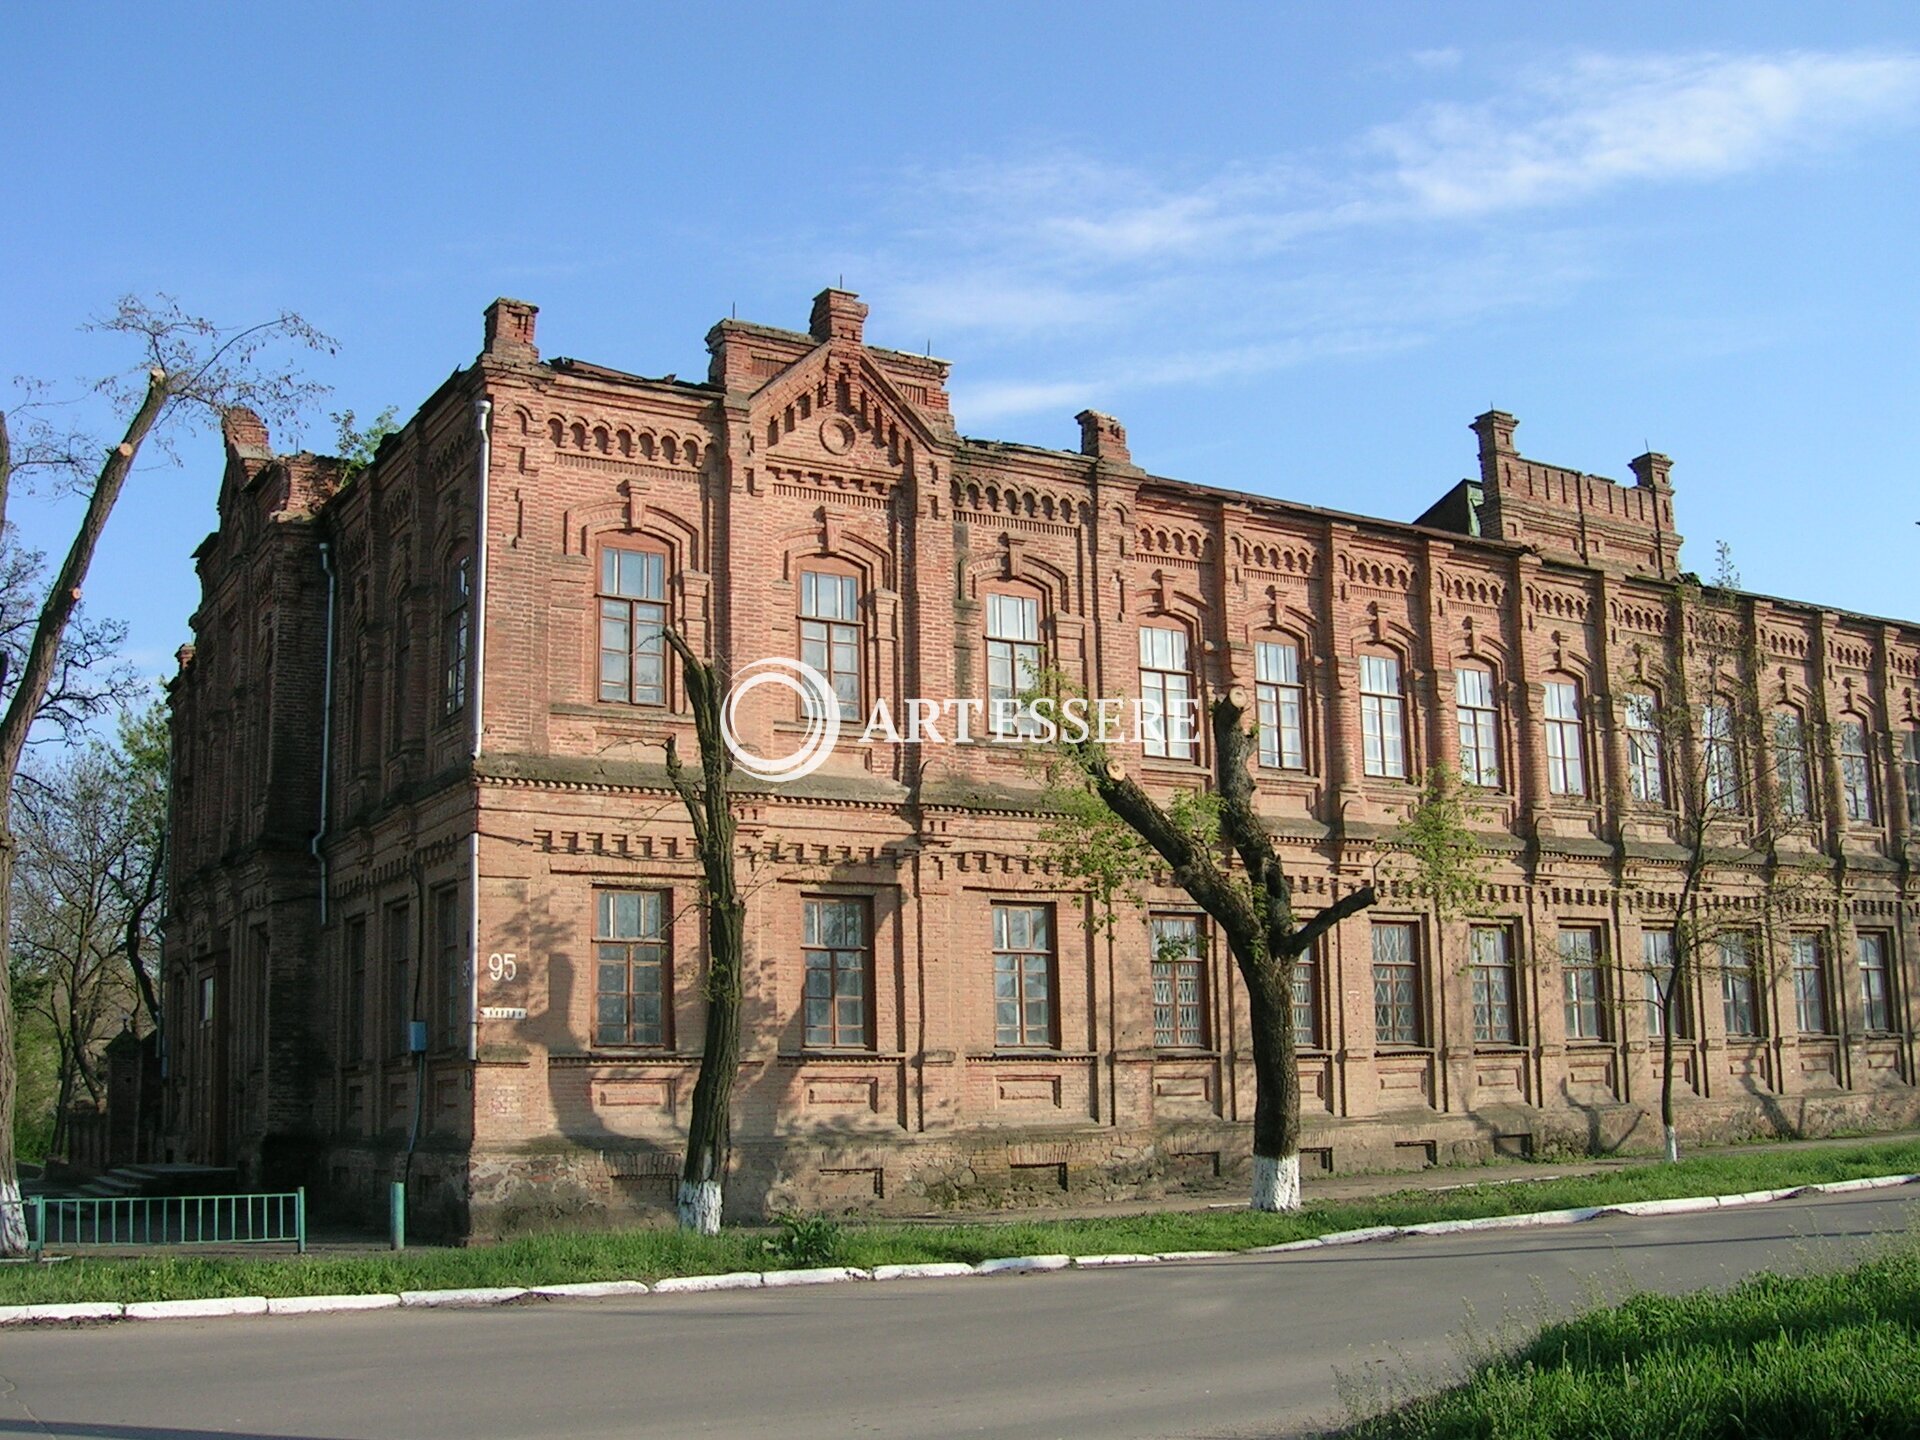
(0, 827, 25, 1253)
(1245, 962, 1301, 1210)
(661, 629, 744, 1235)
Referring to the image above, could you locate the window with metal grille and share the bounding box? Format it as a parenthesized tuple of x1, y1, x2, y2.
(1150, 915, 1206, 1048)
(1626, 692, 1664, 804)
(1544, 680, 1585, 796)
(443, 555, 471, 716)
(1455, 668, 1500, 788)
(1139, 626, 1196, 760)
(1372, 922, 1421, 1045)
(1703, 700, 1741, 813)
(595, 890, 669, 1047)
(1560, 928, 1607, 1040)
(1773, 709, 1812, 820)
(1360, 655, 1407, 779)
(1839, 719, 1874, 823)
(1292, 944, 1322, 1049)
(993, 904, 1054, 1048)
(1256, 640, 1305, 770)
(1720, 934, 1761, 1037)
(802, 896, 869, 1049)
(1858, 932, 1893, 1033)
(1792, 934, 1830, 1034)
(1470, 926, 1517, 1044)
(598, 548, 668, 706)
(986, 593, 1043, 737)
(800, 571, 862, 721)
(1643, 929, 1689, 1039)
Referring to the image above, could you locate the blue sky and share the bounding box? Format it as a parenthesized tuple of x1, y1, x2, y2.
(6, 3, 1918, 683)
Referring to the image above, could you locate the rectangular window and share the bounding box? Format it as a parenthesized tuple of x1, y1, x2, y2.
(1626, 692, 1664, 804)
(1139, 626, 1197, 761)
(1292, 944, 1322, 1050)
(432, 885, 464, 1050)
(802, 896, 870, 1049)
(1544, 681, 1585, 796)
(344, 917, 368, 1063)
(1904, 728, 1920, 829)
(1840, 720, 1874, 823)
(1256, 641, 1305, 770)
(1469, 926, 1517, 1044)
(1720, 934, 1760, 1037)
(1858, 932, 1893, 1033)
(1773, 710, 1812, 820)
(1643, 929, 1689, 1039)
(1456, 669, 1500, 788)
(1359, 655, 1407, 779)
(986, 593, 1044, 737)
(1792, 934, 1830, 1035)
(1372, 922, 1421, 1046)
(993, 904, 1054, 1048)
(800, 571, 862, 721)
(598, 548, 668, 706)
(1560, 928, 1607, 1041)
(1703, 701, 1741, 813)
(596, 890, 669, 1047)
(384, 901, 412, 1055)
(199, 972, 216, 1027)
(443, 556, 471, 716)
(1149, 915, 1207, 1049)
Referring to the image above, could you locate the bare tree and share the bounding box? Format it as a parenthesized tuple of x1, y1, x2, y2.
(0, 296, 330, 1255)
(659, 629, 747, 1234)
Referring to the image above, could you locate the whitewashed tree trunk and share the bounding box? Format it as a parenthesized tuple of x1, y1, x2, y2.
(1664, 1124, 1680, 1164)
(0, 1177, 25, 1254)
(677, 1179, 722, 1236)
(1250, 1153, 1301, 1212)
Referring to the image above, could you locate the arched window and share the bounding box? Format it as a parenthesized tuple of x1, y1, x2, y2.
(1359, 652, 1407, 779)
(1625, 691, 1664, 804)
(985, 588, 1044, 737)
(1772, 707, 1812, 820)
(598, 545, 669, 706)
(1543, 677, 1585, 796)
(1139, 624, 1197, 761)
(1839, 717, 1875, 823)
(1702, 698, 1741, 813)
(1255, 637, 1305, 770)
(1455, 665, 1499, 788)
(800, 566, 863, 721)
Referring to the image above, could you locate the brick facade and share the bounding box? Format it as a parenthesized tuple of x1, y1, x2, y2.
(163, 290, 1920, 1236)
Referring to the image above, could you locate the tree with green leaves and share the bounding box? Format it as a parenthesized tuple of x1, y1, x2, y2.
(0, 297, 329, 1256)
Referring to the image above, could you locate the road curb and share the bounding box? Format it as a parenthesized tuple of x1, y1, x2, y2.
(7, 1171, 1916, 1327)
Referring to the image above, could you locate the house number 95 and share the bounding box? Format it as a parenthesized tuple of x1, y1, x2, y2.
(487, 953, 518, 982)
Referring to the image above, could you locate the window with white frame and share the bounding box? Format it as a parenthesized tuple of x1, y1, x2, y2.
(1292, 943, 1322, 1049)
(1791, 934, 1830, 1035)
(985, 592, 1043, 737)
(1372, 922, 1421, 1045)
(800, 570, 863, 721)
(1455, 667, 1500, 788)
(1359, 655, 1407, 779)
(1703, 700, 1741, 813)
(598, 547, 669, 706)
(1858, 932, 1893, 1033)
(993, 903, 1055, 1048)
(1773, 708, 1812, 820)
(1643, 928, 1688, 1039)
(1560, 928, 1607, 1040)
(1625, 692, 1664, 804)
(1720, 933, 1761, 1037)
(1544, 680, 1585, 796)
(1149, 915, 1207, 1049)
(1255, 640, 1305, 770)
(1839, 718, 1875, 823)
(1469, 926, 1517, 1044)
(595, 890, 670, 1047)
(1139, 626, 1196, 761)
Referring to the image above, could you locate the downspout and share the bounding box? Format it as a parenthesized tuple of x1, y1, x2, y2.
(469, 398, 492, 1063)
(310, 540, 338, 927)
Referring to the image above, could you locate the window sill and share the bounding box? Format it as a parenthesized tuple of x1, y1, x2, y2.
(776, 1050, 906, 1063)
(966, 1050, 1098, 1062)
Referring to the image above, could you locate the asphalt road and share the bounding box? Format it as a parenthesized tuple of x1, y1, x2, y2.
(2, 1189, 1913, 1440)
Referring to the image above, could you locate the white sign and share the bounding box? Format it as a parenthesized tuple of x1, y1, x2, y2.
(479, 1006, 528, 1020)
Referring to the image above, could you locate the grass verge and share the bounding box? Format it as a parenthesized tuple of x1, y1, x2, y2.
(1328, 1239, 1920, 1438)
(5, 1137, 1918, 1307)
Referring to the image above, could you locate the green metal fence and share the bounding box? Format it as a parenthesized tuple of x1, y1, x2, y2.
(27, 1189, 306, 1256)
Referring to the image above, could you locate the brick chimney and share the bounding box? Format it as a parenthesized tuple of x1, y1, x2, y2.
(221, 406, 271, 461)
(809, 288, 868, 344)
(484, 298, 540, 361)
(1076, 409, 1131, 465)
(1629, 451, 1673, 491)
(1470, 409, 1518, 484)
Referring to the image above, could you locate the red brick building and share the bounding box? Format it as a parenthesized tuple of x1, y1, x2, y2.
(162, 290, 1920, 1235)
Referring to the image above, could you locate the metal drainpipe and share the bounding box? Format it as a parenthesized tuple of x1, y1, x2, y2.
(468, 398, 491, 1063)
(310, 540, 337, 928)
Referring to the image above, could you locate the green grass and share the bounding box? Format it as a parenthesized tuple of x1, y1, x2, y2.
(1330, 1241, 1920, 1438)
(5, 1137, 1918, 1307)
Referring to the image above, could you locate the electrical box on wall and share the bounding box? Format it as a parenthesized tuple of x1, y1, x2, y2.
(408, 1021, 428, 1054)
